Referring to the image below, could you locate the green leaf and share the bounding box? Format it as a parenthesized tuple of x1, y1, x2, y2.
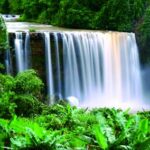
(92, 124, 108, 149)
(139, 119, 149, 134)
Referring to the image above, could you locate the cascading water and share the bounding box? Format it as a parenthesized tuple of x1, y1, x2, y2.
(15, 32, 24, 72)
(54, 32, 62, 98)
(24, 32, 31, 70)
(5, 48, 12, 74)
(44, 32, 55, 104)
(44, 31, 143, 107)
(15, 32, 31, 72)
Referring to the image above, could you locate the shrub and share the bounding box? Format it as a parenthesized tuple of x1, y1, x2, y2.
(14, 69, 44, 99)
(0, 74, 16, 118)
(0, 70, 45, 118)
(0, 74, 15, 92)
(0, 92, 16, 119)
(13, 94, 43, 117)
(13, 70, 44, 117)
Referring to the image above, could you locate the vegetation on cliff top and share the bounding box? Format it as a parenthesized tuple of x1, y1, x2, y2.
(0, 0, 148, 32)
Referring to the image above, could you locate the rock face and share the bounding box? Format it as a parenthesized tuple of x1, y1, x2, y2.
(8, 32, 45, 77)
(8, 32, 61, 96)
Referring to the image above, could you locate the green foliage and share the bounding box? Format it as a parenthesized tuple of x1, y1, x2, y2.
(0, 74, 150, 149)
(0, 69, 44, 118)
(0, 92, 16, 119)
(0, 0, 147, 32)
(0, 14, 8, 51)
(13, 94, 43, 117)
(0, 0, 10, 14)
(92, 124, 108, 149)
(29, 28, 36, 32)
(0, 102, 150, 149)
(0, 116, 55, 149)
(14, 70, 43, 98)
(0, 74, 16, 118)
(0, 73, 15, 92)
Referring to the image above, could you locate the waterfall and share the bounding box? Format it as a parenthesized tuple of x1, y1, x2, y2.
(54, 32, 62, 99)
(24, 32, 31, 70)
(5, 48, 12, 74)
(44, 32, 54, 104)
(15, 32, 24, 72)
(44, 31, 143, 107)
(15, 32, 31, 72)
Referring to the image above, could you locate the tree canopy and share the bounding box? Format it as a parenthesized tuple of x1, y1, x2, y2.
(0, 0, 148, 31)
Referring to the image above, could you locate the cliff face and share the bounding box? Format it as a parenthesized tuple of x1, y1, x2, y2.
(135, 7, 150, 66)
(8, 33, 45, 77)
